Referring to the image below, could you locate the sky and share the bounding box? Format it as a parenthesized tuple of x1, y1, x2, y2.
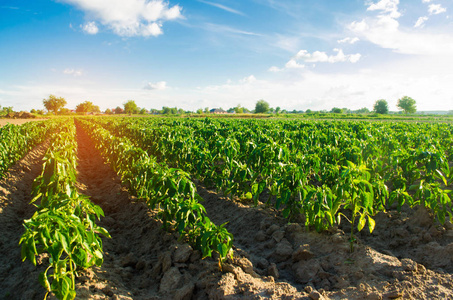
(0, 0, 452, 112)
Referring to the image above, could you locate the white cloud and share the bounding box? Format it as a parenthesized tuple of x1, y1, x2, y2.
(428, 4, 447, 15)
(367, 0, 401, 18)
(63, 69, 83, 76)
(268, 66, 282, 72)
(414, 16, 428, 28)
(349, 7, 453, 55)
(285, 59, 305, 69)
(144, 81, 167, 90)
(337, 37, 360, 44)
(294, 49, 361, 63)
(240, 75, 257, 84)
(60, 0, 182, 37)
(197, 0, 245, 16)
(422, 0, 432, 3)
(82, 21, 99, 34)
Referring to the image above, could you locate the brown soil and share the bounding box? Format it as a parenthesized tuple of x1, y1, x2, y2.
(0, 118, 48, 127)
(1, 123, 453, 299)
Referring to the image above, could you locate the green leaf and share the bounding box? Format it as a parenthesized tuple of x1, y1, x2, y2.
(357, 213, 366, 232)
(367, 215, 376, 233)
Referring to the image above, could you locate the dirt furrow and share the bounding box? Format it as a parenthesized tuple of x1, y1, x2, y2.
(0, 141, 49, 300)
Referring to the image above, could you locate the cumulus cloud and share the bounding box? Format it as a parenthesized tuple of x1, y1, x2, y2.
(348, 1, 453, 55)
(60, 0, 182, 37)
(144, 81, 167, 90)
(337, 37, 360, 44)
(294, 49, 361, 63)
(367, 0, 401, 18)
(414, 16, 428, 28)
(82, 21, 99, 34)
(428, 4, 447, 15)
(63, 69, 83, 76)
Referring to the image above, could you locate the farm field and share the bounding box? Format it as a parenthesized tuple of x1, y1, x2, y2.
(0, 118, 48, 128)
(1, 116, 453, 299)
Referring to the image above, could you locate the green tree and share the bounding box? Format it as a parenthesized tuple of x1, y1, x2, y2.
(43, 95, 67, 115)
(115, 106, 124, 114)
(373, 99, 389, 114)
(397, 96, 416, 114)
(255, 99, 270, 113)
(331, 107, 343, 114)
(124, 100, 139, 114)
(355, 107, 370, 114)
(105, 108, 113, 115)
(76, 101, 95, 114)
(275, 106, 281, 113)
(196, 108, 203, 114)
(139, 108, 147, 114)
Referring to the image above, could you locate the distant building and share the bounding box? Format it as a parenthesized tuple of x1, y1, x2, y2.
(210, 108, 227, 114)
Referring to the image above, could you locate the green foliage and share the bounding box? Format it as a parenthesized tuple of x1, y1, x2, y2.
(123, 100, 138, 114)
(78, 118, 233, 263)
(20, 120, 109, 300)
(0, 121, 56, 179)
(373, 99, 388, 114)
(255, 99, 270, 113)
(397, 96, 417, 114)
(43, 95, 67, 115)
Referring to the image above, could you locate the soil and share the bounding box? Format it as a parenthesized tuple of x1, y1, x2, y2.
(0, 119, 48, 127)
(1, 123, 453, 299)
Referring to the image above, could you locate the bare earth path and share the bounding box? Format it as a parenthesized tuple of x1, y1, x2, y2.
(0, 141, 49, 300)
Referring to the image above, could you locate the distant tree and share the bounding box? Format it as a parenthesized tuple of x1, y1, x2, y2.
(37, 109, 45, 115)
(43, 94, 67, 115)
(305, 109, 312, 114)
(124, 100, 139, 115)
(139, 108, 147, 114)
(397, 96, 416, 114)
(331, 107, 343, 114)
(162, 106, 178, 114)
(105, 108, 113, 115)
(76, 101, 95, 114)
(115, 106, 124, 114)
(60, 108, 72, 115)
(255, 99, 270, 113)
(234, 105, 244, 114)
(196, 108, 203, 114)
(275, 106, 281, 113)
(178, 108, 185, 114)
(373, 99, 389, 114)
(448, 110, 453, 115)
(30, 109, 37, 114)
(204, 107, 209, 113)
(355, 107, 370, 114)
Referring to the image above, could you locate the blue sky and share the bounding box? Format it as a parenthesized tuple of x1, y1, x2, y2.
(1, 0, 452, 112)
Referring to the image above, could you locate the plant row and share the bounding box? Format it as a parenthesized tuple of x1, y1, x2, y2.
(20, 119, 110, 300)
(91, 117, 453, 250)
(77, 119, 233, 263)
(0, 121, 58, 179)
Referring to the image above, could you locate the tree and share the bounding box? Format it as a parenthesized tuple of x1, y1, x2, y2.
(139, 108, 147, 114)
(331, 107, 343, 114)
(105, 108, 113, 115)
(115, 106, 124, 114)
(397, 96, 416, 114)
(76, 101, 95, 114)
(124, 100, 139, 115)
(43, 95, 67, 115)
(30, 109, 37, 114)
(255, 99, 270, 113)
(355, 107, 370, 114)
(275, 106, 281, 113)
(196, 108, 203, 114)
(373, 99, 389, 114)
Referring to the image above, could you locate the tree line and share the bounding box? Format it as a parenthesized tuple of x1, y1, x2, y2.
(0, 94, 432, 117)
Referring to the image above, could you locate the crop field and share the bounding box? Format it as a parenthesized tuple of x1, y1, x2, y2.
(1, 116, 453, 299)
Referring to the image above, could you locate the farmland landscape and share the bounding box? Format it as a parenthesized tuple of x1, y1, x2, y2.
(1, 116, 453, 299)
(2, 0, 453, 299)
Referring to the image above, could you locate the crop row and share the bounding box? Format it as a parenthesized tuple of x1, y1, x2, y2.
(0, 121, 59, 179)
(91, 117, 453, 250)
(77, 119, 233, 263)
(20, 119, 110, 300)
